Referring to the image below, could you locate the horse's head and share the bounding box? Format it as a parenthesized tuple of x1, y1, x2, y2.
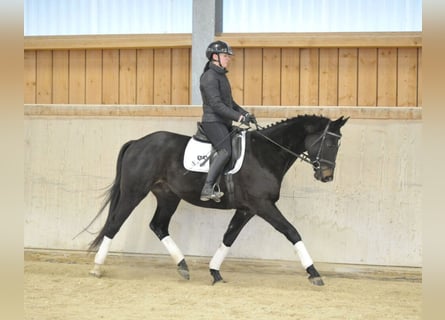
(304, 116, 349, 182)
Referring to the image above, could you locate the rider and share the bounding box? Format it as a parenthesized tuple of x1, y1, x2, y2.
(199, 40, 255, 202)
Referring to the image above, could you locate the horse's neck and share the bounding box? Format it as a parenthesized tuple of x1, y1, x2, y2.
(264, 122, 306, 152)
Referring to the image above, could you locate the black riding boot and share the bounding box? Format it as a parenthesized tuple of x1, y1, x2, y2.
(200, 149, 229, 202)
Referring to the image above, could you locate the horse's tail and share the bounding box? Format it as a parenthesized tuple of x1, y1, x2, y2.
(87, 140, 133, 251)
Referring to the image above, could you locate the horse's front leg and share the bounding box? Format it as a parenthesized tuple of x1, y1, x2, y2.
(209, 209, 254, 284)
(256, 201, 324, 286)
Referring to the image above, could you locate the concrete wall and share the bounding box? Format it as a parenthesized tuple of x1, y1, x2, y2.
(24, 107, 421, 267)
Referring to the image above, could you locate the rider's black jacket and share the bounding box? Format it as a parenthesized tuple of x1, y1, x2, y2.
(200, 62, 248, 127)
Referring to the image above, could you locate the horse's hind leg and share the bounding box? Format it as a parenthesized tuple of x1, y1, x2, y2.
(210, 209, 254, 284)
(149, 187, 189, 279)
(90, 191, 148, 277)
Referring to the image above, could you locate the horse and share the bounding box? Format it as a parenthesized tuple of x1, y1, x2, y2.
(87, 114, 348, 286)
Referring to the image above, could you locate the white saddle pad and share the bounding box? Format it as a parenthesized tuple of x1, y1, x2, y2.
(183, 131, 246, 174)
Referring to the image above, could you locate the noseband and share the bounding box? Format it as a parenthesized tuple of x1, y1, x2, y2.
(254, 121, 342, 170)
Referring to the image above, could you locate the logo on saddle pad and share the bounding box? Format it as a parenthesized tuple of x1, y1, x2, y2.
(183, 131, 246, 174)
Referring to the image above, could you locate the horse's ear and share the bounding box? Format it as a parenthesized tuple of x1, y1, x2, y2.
(334, 116, 349, 127)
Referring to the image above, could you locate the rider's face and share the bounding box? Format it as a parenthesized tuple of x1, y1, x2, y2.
(214, 53, 231, 68)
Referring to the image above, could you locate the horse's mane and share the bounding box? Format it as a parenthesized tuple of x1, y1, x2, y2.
(257, 114, 329, 133)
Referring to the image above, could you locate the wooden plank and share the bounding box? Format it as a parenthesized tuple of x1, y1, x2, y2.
(227, 48, 245, 105)
(319, 48, 338, 106)
(417, 48, 422, 106)
(243, 48, 263, 105)
(102, 49, 119, 104)
(25, 34, 193, 50)
(24, 33, 421, 50)
(218, 32, 422, 48)
(52, 50, 69, 103)
(397, 48, 418, 106)
(153, 48, 172, 104)
(281, 48, 300, 106)
(85, 49, 103, 104)
(119, 49, 137, 104)
(25, 105, 422, 120)
(358, 48, 378, 106)
(299, 48, 319, 106)
(36, 50, 52, 104)
(24, 50, 36, 104)
(377, 48, 397, 106)
(171, 48, 190, 105)
(262, 48, 281, 105)
(338, 48, 358, 106)
(136, 49, 154, 104)
(68, 50, 86, 104)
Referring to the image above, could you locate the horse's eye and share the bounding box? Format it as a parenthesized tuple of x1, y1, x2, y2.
(326, 140, 340, 148)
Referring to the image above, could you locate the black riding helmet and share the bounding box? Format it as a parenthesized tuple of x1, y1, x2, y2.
(206, 40, 233, 61)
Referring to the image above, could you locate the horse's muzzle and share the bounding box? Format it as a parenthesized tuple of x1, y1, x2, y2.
(314, 166, 334, 183)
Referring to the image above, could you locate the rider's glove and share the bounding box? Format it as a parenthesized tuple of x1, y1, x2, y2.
(240, 113, 256, 126)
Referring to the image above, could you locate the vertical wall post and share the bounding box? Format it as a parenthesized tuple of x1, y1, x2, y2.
(191, 0, 223, 105)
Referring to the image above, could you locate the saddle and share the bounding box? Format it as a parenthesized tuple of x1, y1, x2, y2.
(183, 123, 246, 174)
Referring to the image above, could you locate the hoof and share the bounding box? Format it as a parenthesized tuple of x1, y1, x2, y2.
(308, 276, 324, 286)
(177, 259, 190, 280)
(210, 269, 226, 285)
(89, 265, 102, 278)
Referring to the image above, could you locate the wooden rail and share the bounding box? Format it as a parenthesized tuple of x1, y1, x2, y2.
(24, 32, 421, 50)
(24, 104, 422, 120)
(24, 34, 192, 50)
(217, 32, 422, 48)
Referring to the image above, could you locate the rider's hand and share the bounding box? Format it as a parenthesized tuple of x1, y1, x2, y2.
(249, 113, 257, 124)
(240, 113, 256, 126)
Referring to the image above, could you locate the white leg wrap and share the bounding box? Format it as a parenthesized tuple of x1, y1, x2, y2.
(209, 243, 230, 270)
(161, 236, 185, 265)
(294, 241, 314, 269)
(94, 236, 112, 265)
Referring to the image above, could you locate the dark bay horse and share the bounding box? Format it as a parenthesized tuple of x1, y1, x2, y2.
(88, 114, 348, 286)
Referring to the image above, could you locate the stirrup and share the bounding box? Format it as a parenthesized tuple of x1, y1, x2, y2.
(212, 184, 224, 202)
(200, 184, 224, 203)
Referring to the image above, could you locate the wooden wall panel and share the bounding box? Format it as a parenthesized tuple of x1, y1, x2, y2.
(52, 50, 69, 103)
(171, 48, 190, 105)
(281, 48, 300, 106)
(262, 48, 281, 105)
(36, 50, 52, 104)
(417, 48, 422, 106)
(23, 33, 421, 107)
(85, 50, 102, 104)
(102, 50, 119, 104)
(358, 48, 377, 106)
(319, 48, 338, 106)
(397, 48, 418, 106)
(300, 48, 319, 106)
(136, 49, 154, 104)
(228, 48, 245, 105)
(119, 49, 137, 104)
(377, 48, 397, 106)
(24, 50, 36, 103)
(244, 48, 263, 105)
(154, 49, 172, 104)
(338, 48, 358, 106)
(68, 50, 86, 104)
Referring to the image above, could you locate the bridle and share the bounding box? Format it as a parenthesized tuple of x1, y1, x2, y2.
(253, 121, 342, 170)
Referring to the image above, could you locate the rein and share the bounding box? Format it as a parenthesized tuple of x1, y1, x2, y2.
(251, 121, 341, 169)
(253, 125, 313, 165)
